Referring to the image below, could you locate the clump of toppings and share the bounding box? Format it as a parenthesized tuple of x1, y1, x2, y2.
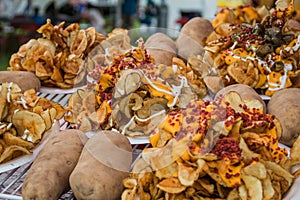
(205, 1, 300, 96)
(211, 137, 242, 162)
(143, 91, 293, 195)
(65, 40, 195, 135)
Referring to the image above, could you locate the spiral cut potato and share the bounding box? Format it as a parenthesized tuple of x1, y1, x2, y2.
(0, 82, 66, 164)
(8, 19, 106, 88)
(122, 91, 300, 200)
(204, 0, 300, 96)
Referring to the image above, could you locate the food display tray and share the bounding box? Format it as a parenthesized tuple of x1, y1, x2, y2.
(0, 92, 298, 200)
(0, 92, 149, 200)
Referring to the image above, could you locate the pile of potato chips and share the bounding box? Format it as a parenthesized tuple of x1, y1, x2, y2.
(204, 0, 300, 96)
(8, 19, 105, 89)
(64, 40, 154, 132)
(122, 92, 300, 199)
(0, 82, 66, 163)
(64, 40, 209, 136)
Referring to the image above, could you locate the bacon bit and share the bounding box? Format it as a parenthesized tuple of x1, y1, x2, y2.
(211, 137, 242, 162)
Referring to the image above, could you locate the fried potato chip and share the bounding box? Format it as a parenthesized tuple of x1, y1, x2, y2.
(3, 132, 34, 149)
(39, 109, 54, 131)
(242, 174, 263, 200)
(0, 83, 9, 120)
(239, 138, 260, 163)
(12, 110, 46, 143)
(157, 177, 186, 194)
(132, 157, 152, 175)
(291, 135, 300, 164)
(265, 161, 294, 188)
(262, 176, 275, 200)
(0, 145, 31, 163)
(155, 162, 178, 180)
(178, 162, 199, 186)
(51, 66, 64, 83)
(122, 177, 138, 189)
(226, 188, 240, 200)
(70, 30, 88, 56)
(238, 185, 248, 200)
(242, 161, 267, 180)
(196, 178, 215, 196)
(121, 188, 137, 200)
(220, 91, 244, 112)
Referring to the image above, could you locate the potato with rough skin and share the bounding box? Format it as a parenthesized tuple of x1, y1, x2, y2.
(176, 17, 214, 60)
(145, 32, 177, 66)
(214, 84, 266, 113)
(267, 88, 300, 147)
(69, 131, 132, 200)
(22, 129, 88, 200)
(0, 71, 41, 92)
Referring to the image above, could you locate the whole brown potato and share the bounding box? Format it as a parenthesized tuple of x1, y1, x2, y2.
(69, 131, 133, 200)
(22, 129, 88, 200)
(145, 32, 177, 66)
(0, 71, 41, 92)
(267, 88, 300, 147)
(176, 17, 214, 60)
(215, 84, 266, 112)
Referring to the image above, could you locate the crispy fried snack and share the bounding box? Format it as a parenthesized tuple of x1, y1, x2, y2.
(122, 91, 300, 199)
(204, 0, 300, 96)
(65, 40, 207, 136)
(0, 82, 66, 163)
(8, 19, 106, 89)
(64, 40, 155, 132)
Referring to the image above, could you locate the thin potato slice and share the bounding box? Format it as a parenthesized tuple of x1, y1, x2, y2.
(265, 161, 294, 187)
(291, 135, 300, 164)
(3, 132, 34, 149)
(262, 176, 275, 200)
(242, 175, 263, 200)
(12, 110, 46, 143)
(0, 145, 31, 163)
(242, 162, 267, 180)
(178, 162, 199, 186)
(157, 177, 186, 194)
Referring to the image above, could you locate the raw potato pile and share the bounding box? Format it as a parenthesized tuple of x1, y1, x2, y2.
(267, 88, 300, 146)
(22, 129, 88, 200)
(122, 92, 300, 199)
(65, 41, 208, 136)
(204, 0, 300, 96)
(70, 131, 132, 200)
(0, 82, 66, 163)
(8, 19, 105, 89)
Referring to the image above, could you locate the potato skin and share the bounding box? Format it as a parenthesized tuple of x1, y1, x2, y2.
(22, 129, 88, 200)
(145, 32, 177, 66)
(0, 71, 41, 92)
(177, 17, 214, 60)
(267, 88, 300, 147)
(69, 131, 133, 200)
(215, 84, 266, 112)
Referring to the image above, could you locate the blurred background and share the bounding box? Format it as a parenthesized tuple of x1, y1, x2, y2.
(0, 0, 227, 70)
(1, 0, 295, 70)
